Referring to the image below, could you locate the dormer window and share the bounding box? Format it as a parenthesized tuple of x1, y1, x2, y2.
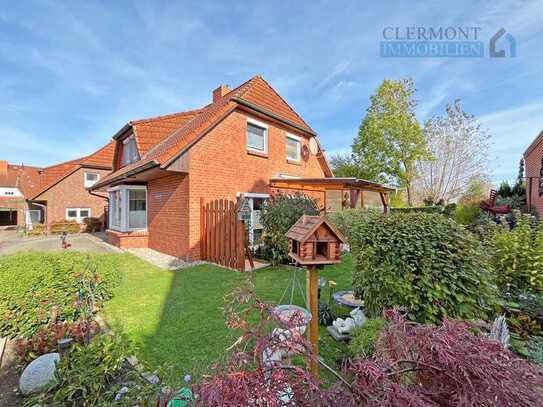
(122, 136, 139, 166)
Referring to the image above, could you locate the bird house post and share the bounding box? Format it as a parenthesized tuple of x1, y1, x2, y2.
(286, 215, 345, 377)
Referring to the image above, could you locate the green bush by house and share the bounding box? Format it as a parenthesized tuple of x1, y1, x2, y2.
(491, 212, 543, 294)
(260, 193, 319, 265)
(390, 206, 443, 214)
(328, 208, 369, 242)
(350, 211, 497, 324)
(0, 251, 123, 338)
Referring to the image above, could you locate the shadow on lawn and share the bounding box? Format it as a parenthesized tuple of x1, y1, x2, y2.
(134, 256, 354, 385)
(138, 265, 245, 384)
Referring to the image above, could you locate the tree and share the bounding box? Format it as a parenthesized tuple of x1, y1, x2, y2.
(353, 78, 427, 206)
(329, 153, 364, 178)
(415, 100, 490, 204)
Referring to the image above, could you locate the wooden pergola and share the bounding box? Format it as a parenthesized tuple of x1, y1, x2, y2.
(269, 177, 395, 214)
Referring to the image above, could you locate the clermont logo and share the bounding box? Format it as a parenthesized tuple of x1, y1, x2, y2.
(490, 28, 516, 58)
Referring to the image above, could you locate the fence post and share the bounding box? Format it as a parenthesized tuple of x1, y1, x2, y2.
(200, 197, 205, 260)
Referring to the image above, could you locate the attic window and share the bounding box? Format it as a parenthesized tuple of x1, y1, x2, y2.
(84, 172, 99, 188)
(122, 136, 139, 165)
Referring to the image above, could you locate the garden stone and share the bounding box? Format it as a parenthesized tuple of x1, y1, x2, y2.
(19, 353, 60, 395)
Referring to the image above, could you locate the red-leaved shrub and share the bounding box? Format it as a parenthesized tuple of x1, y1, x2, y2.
(194, 284, 543, 406)
(15, 320, 99, 363)
(330, 309, 543, 406)
(195, 283, 324, 406)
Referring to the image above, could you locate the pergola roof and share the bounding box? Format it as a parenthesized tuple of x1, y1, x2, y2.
(270, 177, 395, 193)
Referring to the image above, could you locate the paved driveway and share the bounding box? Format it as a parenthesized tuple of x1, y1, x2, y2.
(0, 231, 121, 256)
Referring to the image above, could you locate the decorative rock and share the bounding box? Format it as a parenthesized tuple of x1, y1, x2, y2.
(143, 372, 159, 385)
(19, 353, 60, 395)
(126, 355, 139, 367)
(350, 307, 367, 327)
(333, 317, 356, 334)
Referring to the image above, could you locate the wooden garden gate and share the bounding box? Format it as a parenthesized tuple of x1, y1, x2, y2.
(200, 198, 246, 271)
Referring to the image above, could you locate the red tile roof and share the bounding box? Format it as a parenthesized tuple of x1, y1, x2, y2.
(131, 110, 203, 156)
(28, 141, 115, 199)
(94, 75, 328, 188)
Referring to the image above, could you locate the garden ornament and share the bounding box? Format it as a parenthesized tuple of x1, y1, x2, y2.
(350, 307, 367, 327)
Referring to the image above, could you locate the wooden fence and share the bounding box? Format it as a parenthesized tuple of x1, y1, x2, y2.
(200, 198, 246, 271)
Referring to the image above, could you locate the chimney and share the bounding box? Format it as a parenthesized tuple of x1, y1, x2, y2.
(0, 160, 7, 176)
(213, 84, 230, 102)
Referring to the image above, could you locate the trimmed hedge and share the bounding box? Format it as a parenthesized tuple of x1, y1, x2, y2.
(391, 206, 443, 214)
(351, 211, 497, 324)
(0, 251, 123, 338)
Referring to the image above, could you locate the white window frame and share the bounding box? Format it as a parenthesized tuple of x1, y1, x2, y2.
(122, 136, 139, 166)
(286, 133, 302, 162)
(84, 172, 100, 188)
(27, 209, 41, 224)
(107, 185, 147, 232)
(246, 118, 268, 154)
(66, 208, 91, 223)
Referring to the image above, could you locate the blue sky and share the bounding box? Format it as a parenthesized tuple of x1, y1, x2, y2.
(1, 1, 542, 183)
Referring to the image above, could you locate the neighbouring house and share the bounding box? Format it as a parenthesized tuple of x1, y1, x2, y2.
(524, 130, 543, 214)
(0, 141, 115, 230)
(90, 75, 393, 260)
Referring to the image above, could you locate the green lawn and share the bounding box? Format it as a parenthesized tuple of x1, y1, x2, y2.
(102, 254, 355, 383)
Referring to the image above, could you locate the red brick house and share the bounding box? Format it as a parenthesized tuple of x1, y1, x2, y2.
(90, 75, 391, 260)
(524, 130, 543, 214)
(0, 142, 114, 229)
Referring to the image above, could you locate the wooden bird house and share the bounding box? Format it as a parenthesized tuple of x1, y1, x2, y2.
(287, 215, 346, 265)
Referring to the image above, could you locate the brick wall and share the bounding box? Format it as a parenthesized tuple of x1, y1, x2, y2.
(186, 109, 327, 259)
(147, 173, 190, 258)
(106, 229, 149, 248)
(39, 167, 110, 224)
(525, 140, 543, 215)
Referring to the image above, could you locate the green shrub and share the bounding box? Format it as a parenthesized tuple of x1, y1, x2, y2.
(27, 333, 160, 406)
(526, 336, 543, 368)
(491, 212, 543, 294)
(496, 195, 524, 209)
(454, 203, 483, 225)
(351, 212, 497, 324)
(391, 206, 443, 214)
(348, 318, 386, 357)
(260, 193, 319, 265)
(0, 252, 123, 338)
(328, 208, 369, 242)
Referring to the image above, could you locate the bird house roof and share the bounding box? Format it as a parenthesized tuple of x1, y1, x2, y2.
(286, 215, 346, 244)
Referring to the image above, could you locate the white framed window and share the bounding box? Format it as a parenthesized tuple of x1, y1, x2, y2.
(66, 208, 91, 223)
(246, 119, 268, 153)
(108, 185, 147, 232)
(27, 210, 41, 224)
(128, 189, 147, 229)
(122, 136, 139, 166)
(84, 172, 99, 188)
(286, 134, 301, 161)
